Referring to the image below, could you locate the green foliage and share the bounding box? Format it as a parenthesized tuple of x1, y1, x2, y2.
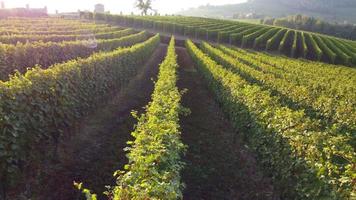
(321, 37, 352, 65)
(0, 30, 145, 80)
(135, 0, 154, 15)
(331, 39, 356, 64)
(0, 27, 122, 36)
(266, 28, 287, 51)
(241, 27, 272, 48)
(217, 24, 254, 43)
(291, 30, 299, 57)
(217, 45, 356, 135)
(74, 182, 97, 200)
(109, 37, 186, 200)
(299, 32, 308, 58)
(87, 13, 356, 66)
(313, 35, 337, 63)
(207, 24, 240, 42)
(184, 26, 195, 37)
(241, 27, 271, 47)
(187, 40, 355, 199)
(230, 26, 261, 45)
(197, 24, 219, 40)
(253, 27, 280, 49)
(262, 14, 356, 40)
(0, 29, 134, 44)
(0, 34, 160, 190)
(278, 30, 294, 54)
(304, 33, 323, 61)
(204, 24, 233, 41)
(0, 18, 103, 30)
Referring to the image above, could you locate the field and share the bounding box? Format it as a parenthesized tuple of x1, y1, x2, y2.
(95, 14, 356, 66)
(0, 16, 355, 200)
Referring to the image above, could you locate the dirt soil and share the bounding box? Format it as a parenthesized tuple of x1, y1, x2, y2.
(176, 47, 278, 200)
(8, 43, 280, 200)
(30, 44, 167, 200)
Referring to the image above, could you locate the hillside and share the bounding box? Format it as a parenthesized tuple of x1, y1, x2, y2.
(178, 0, 356, 23)
(262, 15, 356, 40)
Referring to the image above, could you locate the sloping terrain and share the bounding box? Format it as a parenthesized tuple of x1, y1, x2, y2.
(178, 0, 356, 23)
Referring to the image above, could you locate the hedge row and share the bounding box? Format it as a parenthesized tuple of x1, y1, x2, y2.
(253, 27, 280, 49)
(242, 27, 273, 48)
(212, 43, 356, 134)
(278, 30, 294, 53)
(196, 23, 223, 39)
(207, 24, 242, 41)
(0, 30, 144, 80)
(304, 33, 324, 61)
(0, 20, 108, 28)
(266, 29, 287, 51)
(108, 36, 185, 200)
(331, 39, 356, 64)
(321, 37, 352, 65)
(0, 18, 93, 25)
(89, 13, 356, 66)
(0, 23, 110, 32)
(0, 28, 135, 44)
(291, 31, 299, 57)
(0, 26, 122, 36)
(217, 44, 356, 99)
(217, 24, 253, 43)
(299, 32, 309, 58)
(313, 35, 337, 63)
(0, 34, 160, 192)
(187, 40, 354, 199)
(217, 45, 356, 135)
(199, 24, 233, 41)
(230, 26, 261, 45)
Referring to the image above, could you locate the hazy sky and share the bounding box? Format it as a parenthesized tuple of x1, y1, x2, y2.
(2, 0, 247, 14)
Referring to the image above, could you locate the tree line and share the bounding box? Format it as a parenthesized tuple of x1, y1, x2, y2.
(261, 14, 356, 40)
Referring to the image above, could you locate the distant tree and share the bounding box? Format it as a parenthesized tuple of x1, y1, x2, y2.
(263, 17, 275, 25)
(262, 14, 356, 40)
(135, 0, 154, 15)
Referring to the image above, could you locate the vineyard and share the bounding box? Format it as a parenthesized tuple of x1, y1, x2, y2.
(92, 13, 356, 66)
(0, 15, 355, 200)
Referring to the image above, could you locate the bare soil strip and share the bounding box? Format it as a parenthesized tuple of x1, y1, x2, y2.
(176, 47, 277, 200)
(28, 45, 167, 200)
(10, 43, 278, 200)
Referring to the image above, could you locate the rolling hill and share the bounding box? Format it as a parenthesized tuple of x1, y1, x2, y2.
(178, 0, 356, 24)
